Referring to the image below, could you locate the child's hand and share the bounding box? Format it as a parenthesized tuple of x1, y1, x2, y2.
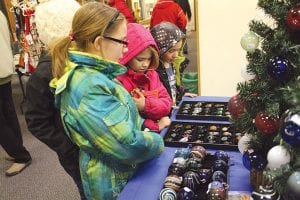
(184, 92, 197, 98)
(132, 89, 145, 111)
(158, 116, 171, 131)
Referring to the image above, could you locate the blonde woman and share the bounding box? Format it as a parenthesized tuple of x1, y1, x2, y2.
(49, 2, 164, 199)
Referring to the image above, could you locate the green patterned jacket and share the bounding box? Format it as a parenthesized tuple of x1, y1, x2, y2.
(50, 50, 164, 200)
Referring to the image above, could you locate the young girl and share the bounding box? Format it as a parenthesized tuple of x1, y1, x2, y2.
(49, 2, 164, 199)
(117, 23, 172, 132)
(150, 22, 196, 105)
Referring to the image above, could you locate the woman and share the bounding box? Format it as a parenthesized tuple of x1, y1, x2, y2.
(49, 2, 164, 200)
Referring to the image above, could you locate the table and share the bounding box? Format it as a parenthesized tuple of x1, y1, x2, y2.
(118, 96, 252, 200)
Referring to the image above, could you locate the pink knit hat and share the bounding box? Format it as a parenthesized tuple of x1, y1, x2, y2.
(120, 23, 159, 65)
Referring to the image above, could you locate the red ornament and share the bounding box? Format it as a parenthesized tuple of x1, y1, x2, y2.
(286, 4, 300, 30)
(254, 112, 279, 135)
(228, 95, 245, 118)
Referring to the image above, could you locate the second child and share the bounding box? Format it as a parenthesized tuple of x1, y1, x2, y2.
(117, 23, 172, 132)
(150, 22, 196, 106)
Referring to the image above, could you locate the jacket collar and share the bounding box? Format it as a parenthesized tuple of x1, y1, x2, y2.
(50, 50, 126, 95)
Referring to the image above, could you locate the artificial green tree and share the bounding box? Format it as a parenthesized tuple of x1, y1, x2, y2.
(229, 0, 300, 199)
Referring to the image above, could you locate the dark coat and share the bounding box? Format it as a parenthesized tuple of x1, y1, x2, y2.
(176, 0, 192, 21)
(156, 61, 186, 105)
(25, 53, 79, 159)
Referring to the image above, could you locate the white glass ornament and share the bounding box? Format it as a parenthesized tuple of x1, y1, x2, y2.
(267, 145, 291, 169)
(238, 134, 251, 154)
(240, 31, 259, 53)
(241, 65, 255, 81)
(287, 171, 300, 199)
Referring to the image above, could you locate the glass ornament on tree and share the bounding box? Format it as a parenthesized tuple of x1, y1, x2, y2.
(266, 145, 291, 169)
(286, 3, 300, 30)
(232, 0, 300, 198)
(279, 111, 300, 147)
(240, 31, 259, 53)
(254, 112, 279, 135)
(267, 57, 293, 82)
(227, 95, 245, 119)
(286, 171, 300, 199)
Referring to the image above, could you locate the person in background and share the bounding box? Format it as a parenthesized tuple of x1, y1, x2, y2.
(0, 11, 32, 177)
(117, 23, 172, 132)
(151, 22, 196, 106)
(49, 2, 164, 199)
(175, 0, 191, 54)
(150, 0, 187, 30)
(24, 0, 86, 199)
(106, 0, 135, 23)
(175, 0, 192, 21)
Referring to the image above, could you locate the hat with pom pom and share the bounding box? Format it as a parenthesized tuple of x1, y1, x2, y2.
(35, 0, 80, 46)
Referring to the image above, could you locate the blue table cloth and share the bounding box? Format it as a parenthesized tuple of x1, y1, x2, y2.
(118, 96, 252, 200)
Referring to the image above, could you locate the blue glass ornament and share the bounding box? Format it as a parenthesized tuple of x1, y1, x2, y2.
(243, 150, 266, 171)
(214, 150, 229, 164)
(249, 152, 266, 171)
(280, 111, 300, 147)
(177, 187, 195, 200)
(243, 151, 251, 170)
(267, 57, 292, 81)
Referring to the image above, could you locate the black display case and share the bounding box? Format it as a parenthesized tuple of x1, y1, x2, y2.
(163, 121, 242, 150)
(176, 101, 231, 121)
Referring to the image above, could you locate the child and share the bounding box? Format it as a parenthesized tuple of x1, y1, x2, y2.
(49, 2, 163, 199)
(150, 21, 196, 106)
(117, 23, 172, 132)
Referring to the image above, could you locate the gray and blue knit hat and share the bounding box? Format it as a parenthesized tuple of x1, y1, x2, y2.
(150, 21, 185, 55)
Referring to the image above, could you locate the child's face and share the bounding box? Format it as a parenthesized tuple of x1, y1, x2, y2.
(128, 48, 152, 72)
(162, 40, 183, 64)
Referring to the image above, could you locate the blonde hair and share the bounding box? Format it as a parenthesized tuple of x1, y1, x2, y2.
(149, 46, 159, 69)
(49, 2, 125, 78)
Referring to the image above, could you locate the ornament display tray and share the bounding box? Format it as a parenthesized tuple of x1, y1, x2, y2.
(159, 152, 229, 200)
(176, 101, 231, 121)
(163, 121, 242, 150)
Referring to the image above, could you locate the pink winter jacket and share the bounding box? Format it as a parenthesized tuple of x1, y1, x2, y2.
(117, 23, 173, 132)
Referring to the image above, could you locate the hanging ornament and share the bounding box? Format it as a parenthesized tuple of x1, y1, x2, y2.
(280, 111, 300, 147)
(287, 171, 300, 199)
(286, 3, 300, 30)
(240, 31, 259, 53)
(255, 112, 279, 135)
(241, 64, 255, 81)
(267, 145, 291, 169)
(238, 134, 251, 154)
(267, 57, 292, 81)
(227, 95, 246, 118)
(242, 150, 251, 170)
(243, 150, 267, 171)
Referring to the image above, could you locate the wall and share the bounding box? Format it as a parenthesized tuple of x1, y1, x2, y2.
(198, 0, 258, 96)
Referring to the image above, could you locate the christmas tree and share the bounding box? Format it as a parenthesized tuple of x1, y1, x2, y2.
(228, 0, 300, 199)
